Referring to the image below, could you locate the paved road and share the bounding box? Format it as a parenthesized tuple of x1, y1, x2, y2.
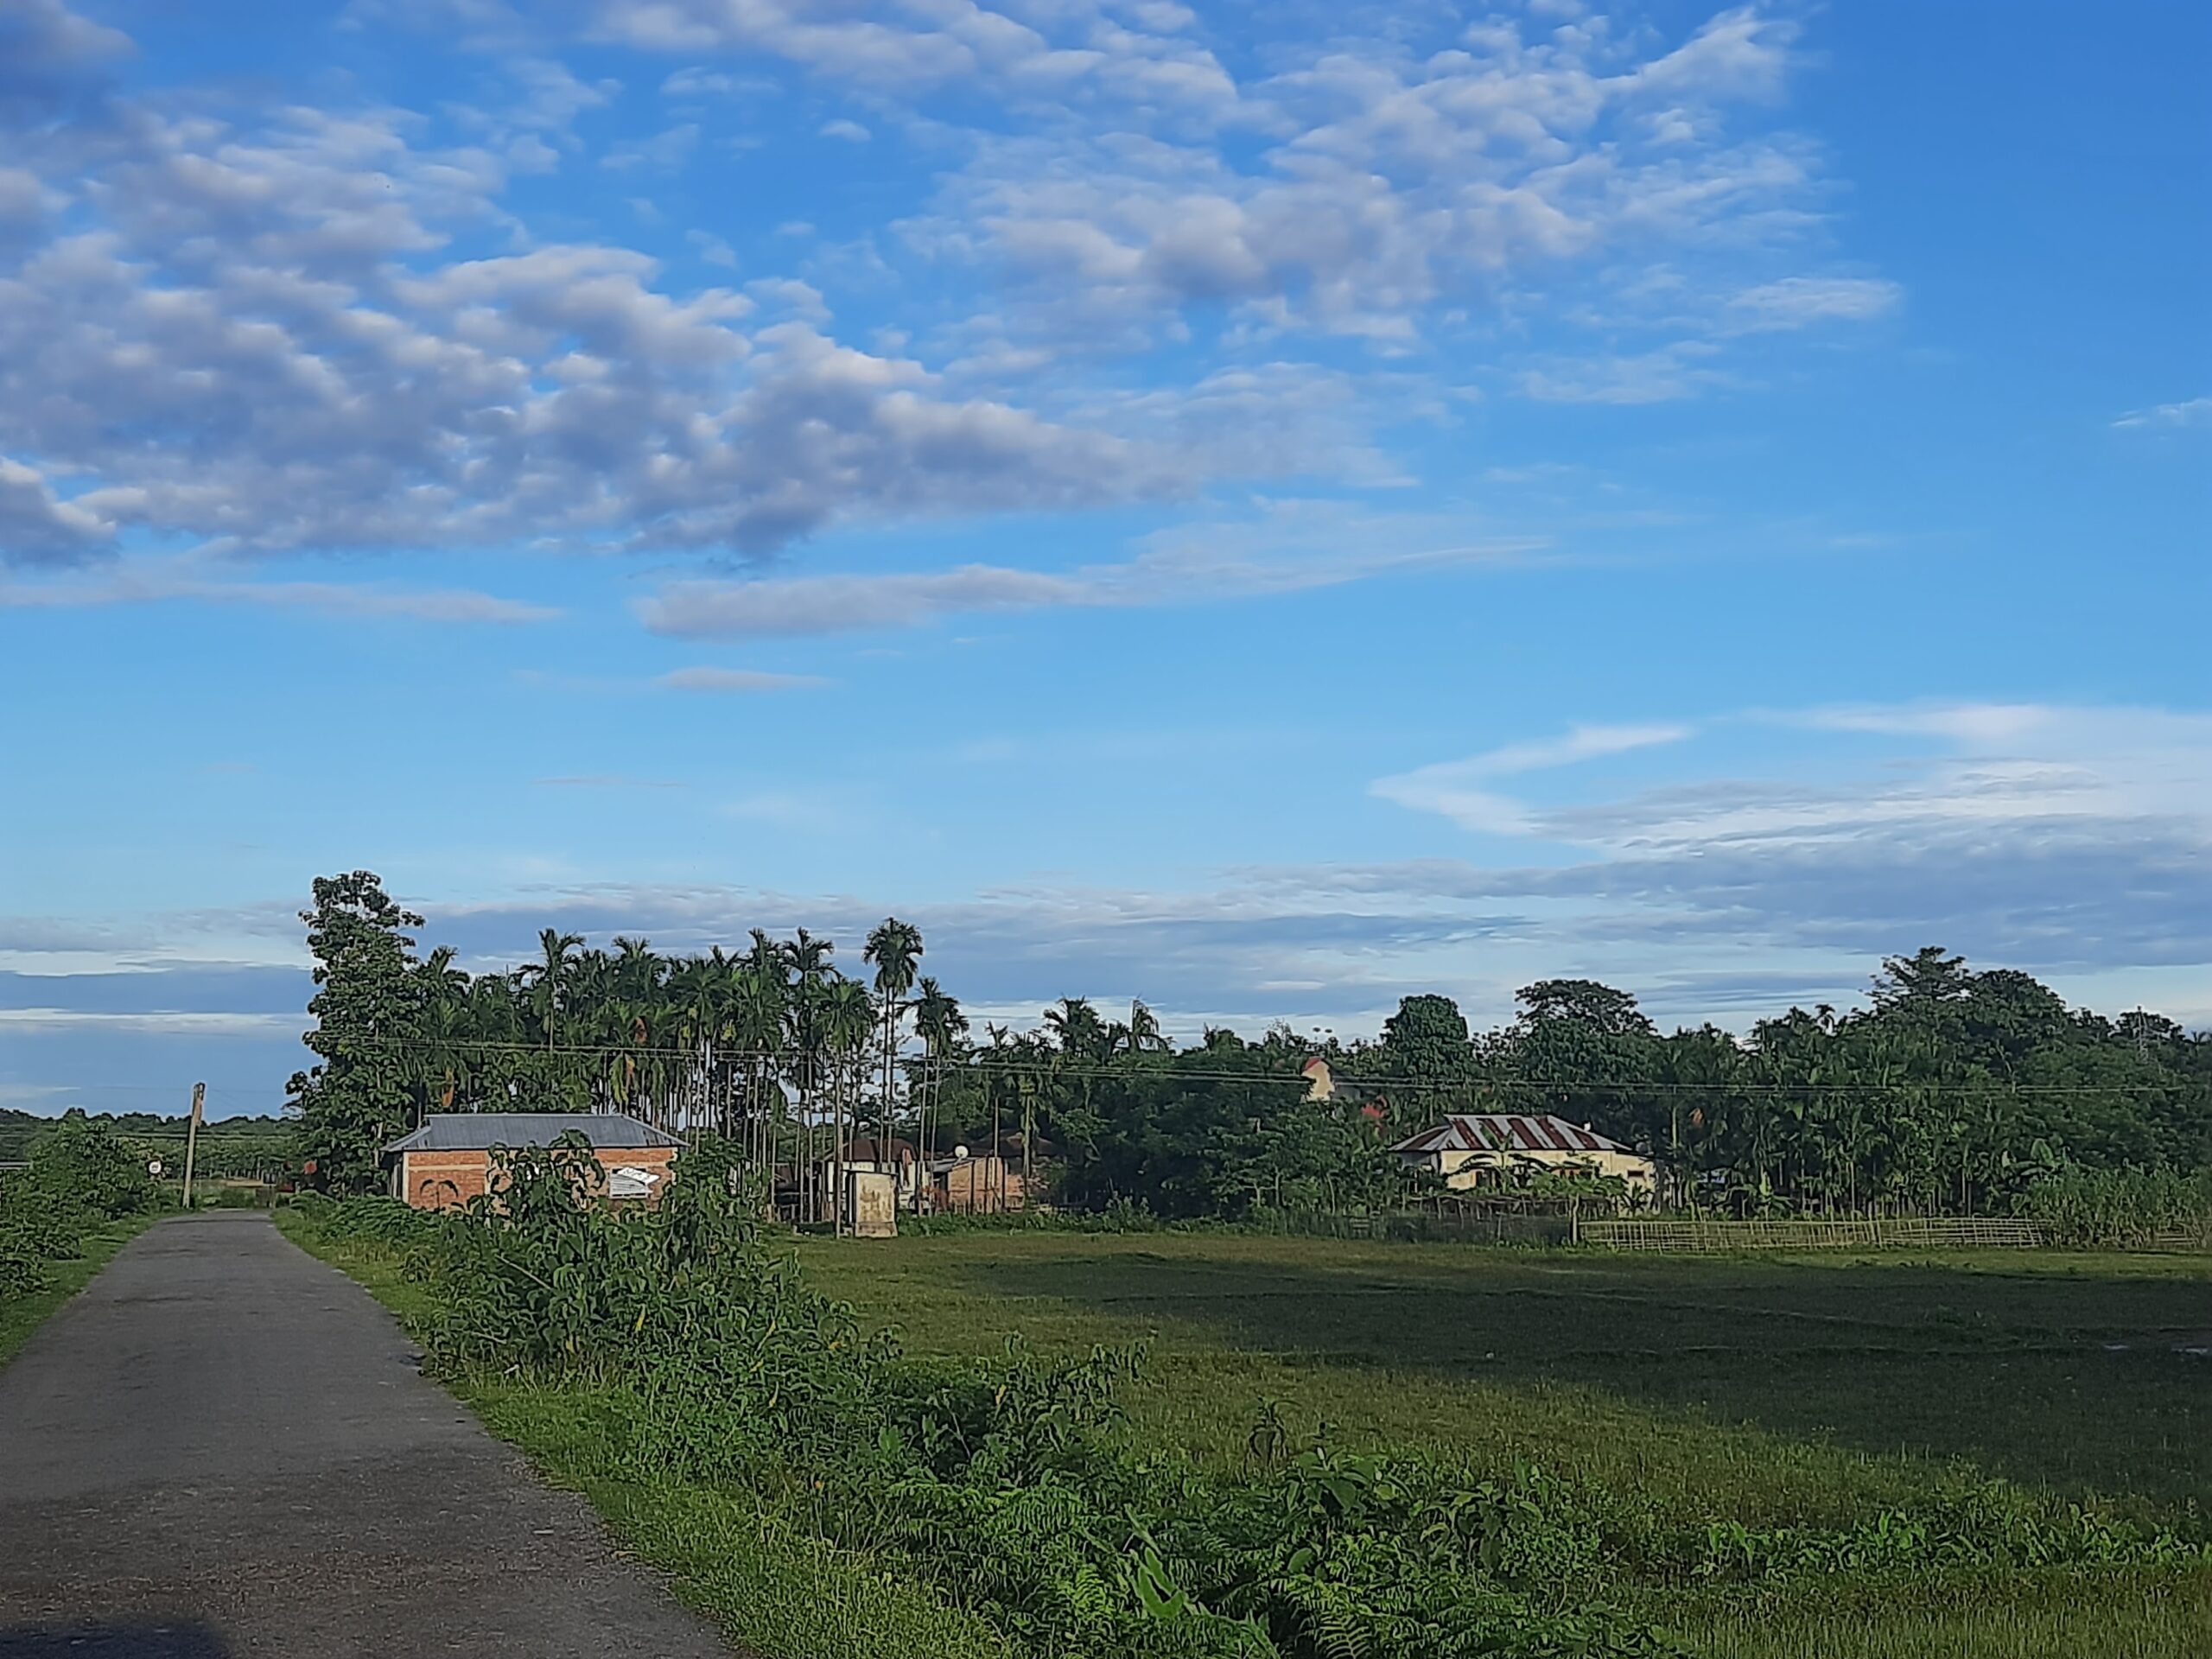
(0, 1212, 737, 1658)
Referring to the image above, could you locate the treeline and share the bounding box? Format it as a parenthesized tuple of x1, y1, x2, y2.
(290, 872, 2210, 1219)
(0, 1109, 294, 1180)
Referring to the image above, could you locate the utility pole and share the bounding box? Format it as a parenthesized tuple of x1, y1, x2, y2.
(181, 1081, 205, 1209)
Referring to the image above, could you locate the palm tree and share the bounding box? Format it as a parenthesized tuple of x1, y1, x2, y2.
(782, 931, 836, 1223)
(522, 929, 583, 1055)
(864, 918, 924, 1182)
(1044, 995, 1106, 1061)
(1122, 998, 1167, 1057)
(411, 945, 472, 1119)
(823, 976, 874, 1231)
(911, 976, 966, 1200)
(730, 961, 787, 1179)
(1044, 996, 1108, 1160)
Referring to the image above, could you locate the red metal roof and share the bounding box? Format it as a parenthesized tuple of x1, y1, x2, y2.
(1389, 1113, 1630, 1157)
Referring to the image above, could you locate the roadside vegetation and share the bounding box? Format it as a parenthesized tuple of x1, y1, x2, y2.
(0, 1117, 165, 1364)
(287, 1136, 2212, 1659)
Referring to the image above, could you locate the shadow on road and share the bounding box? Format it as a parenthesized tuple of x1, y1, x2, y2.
(0, 1623, 232, 1657)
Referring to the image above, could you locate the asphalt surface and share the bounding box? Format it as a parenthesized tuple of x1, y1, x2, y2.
(0, 1211, 737, 1658)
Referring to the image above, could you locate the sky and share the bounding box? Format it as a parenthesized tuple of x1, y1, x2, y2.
(1, 0, 2207, 1120)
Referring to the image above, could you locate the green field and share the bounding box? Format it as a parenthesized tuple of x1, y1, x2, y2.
(798, 1231, 2212, 1658)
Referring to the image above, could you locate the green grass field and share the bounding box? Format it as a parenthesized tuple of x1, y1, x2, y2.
(798, 1231, 2212, 1658)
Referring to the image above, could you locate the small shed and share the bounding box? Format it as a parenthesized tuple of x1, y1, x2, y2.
(1390, 1114, 1656, 1192)
(383, 1113, 683, 1211)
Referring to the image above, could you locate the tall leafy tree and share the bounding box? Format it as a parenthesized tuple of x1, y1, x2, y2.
(289, 872, 424, 1192)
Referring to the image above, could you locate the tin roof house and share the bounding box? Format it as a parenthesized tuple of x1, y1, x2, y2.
(1389, 1113, 1655, 1192)
(383, 1114, 683, 1210)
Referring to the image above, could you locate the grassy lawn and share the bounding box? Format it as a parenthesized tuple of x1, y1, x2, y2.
(799, 1230, 2212, 1657)
(0, 1215, 159, 1370)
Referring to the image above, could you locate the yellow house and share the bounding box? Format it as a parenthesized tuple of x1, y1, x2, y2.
(1390, 1113, 1656, 1192)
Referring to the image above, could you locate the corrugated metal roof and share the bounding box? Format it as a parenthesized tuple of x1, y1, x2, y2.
(385, 1114, 684, 1154)
(1389, 1113, 1632, 1157)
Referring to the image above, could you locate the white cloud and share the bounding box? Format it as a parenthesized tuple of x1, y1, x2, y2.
(902, 4, 1844, 357)
(660, 67, 739, 98)
(818, 118, 870, 143)
(1722, 276, 1900, 331)
(658, 665, 830, 692)
(1376, 702, 2212, 864)
(0, 0, 132, 126)
(0, 559, 558, 622)
(1519, 344, 1728, 405)
(601, 121, 699, 169)
(0, 1, 1899, 582)
(1371, 724, 1694, 834)
(638, 519, 1546, 638)
(0, 1009, 303, 1035)
(0, 455, 113, 564)
(593, 0, 1235, 117)
(2112, 396, 2211, 430)
(0, 78, 1195, 563)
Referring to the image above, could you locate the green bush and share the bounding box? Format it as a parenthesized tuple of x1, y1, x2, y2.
(2021, 1164, 2212, 1246)
(1, 1121, 162, 1306)
(28, 1117, 162, 1221)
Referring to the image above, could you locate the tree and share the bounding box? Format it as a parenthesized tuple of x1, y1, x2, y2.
(782, 931, 836, 1223)
(1515, 979, 1656, 1038)
(523, 928, 584, 1052)
(1121, 999, 1169, 1057)
(1871, 946, 1972, 1010)
(911, 976, 967, 1179)
(1378, 995, 1474, 1124)
(413, 945, 474, 1116)
(289, 872, 424, 1193)
(864, 917, 925, 1165)
(279, 874, 2212, 1228)
(823, 976, 873, 1230)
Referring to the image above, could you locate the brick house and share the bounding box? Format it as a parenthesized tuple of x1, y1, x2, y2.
(383, 1114, 683, 1211)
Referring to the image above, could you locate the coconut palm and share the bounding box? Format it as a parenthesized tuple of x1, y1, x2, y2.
(1122, 999, 1168, 1057)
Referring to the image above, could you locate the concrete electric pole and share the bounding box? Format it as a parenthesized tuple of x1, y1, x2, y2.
(181, 1082, 205, 1208)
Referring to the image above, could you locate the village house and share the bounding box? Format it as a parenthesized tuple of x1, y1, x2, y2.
(814, 1138, 1029, 1215)
(931, 1150, 1027, 1214)
(1389, 1113, 1656, 1193)
(383, 1113, 683, 1211)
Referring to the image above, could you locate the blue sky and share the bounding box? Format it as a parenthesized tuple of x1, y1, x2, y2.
(2, 0, 2207, 1119)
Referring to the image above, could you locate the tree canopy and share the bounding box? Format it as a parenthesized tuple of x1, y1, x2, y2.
(284, 873, 2210, 1218)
